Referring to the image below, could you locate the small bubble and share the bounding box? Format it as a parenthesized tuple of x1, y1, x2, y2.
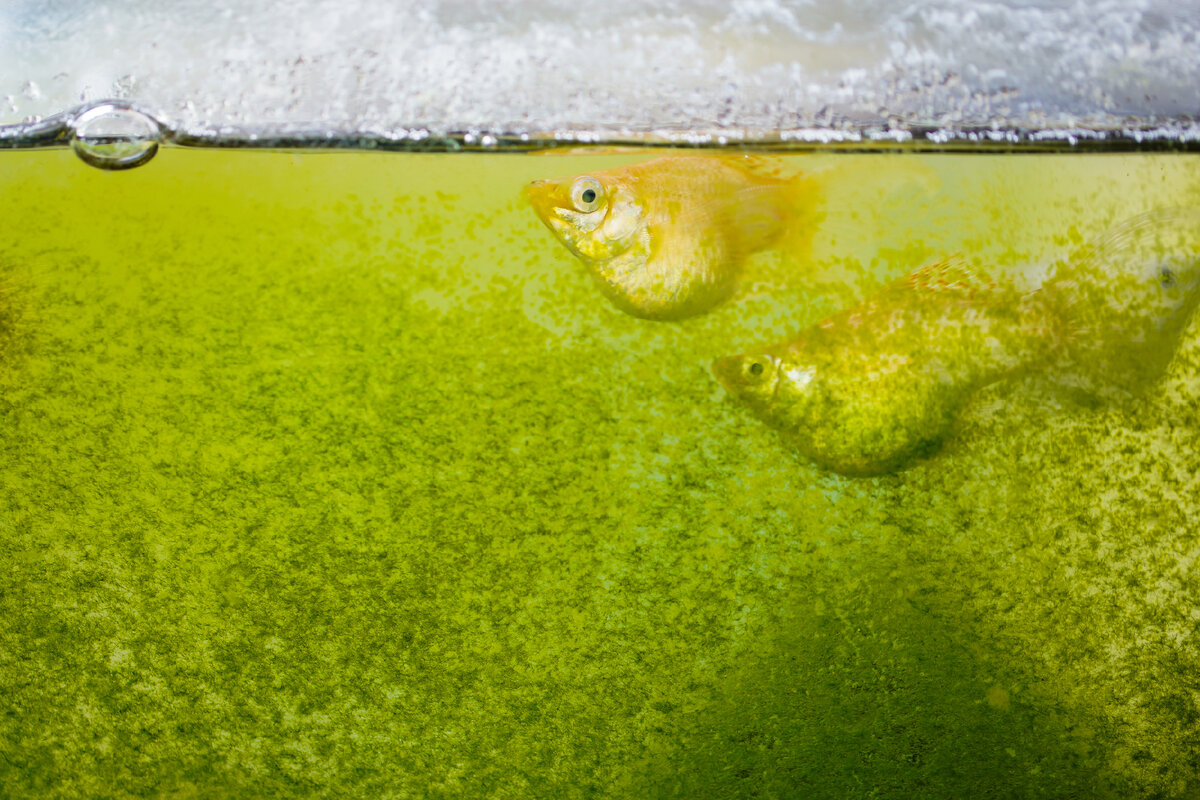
(69, 103, 162, 171)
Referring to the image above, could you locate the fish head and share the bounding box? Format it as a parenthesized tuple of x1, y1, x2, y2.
(1062, 208, 1200, 345)
(1142, 255, 1200, 322)
(712, 352, 785, 417)
(713, 350, 822, 429)
(524, 172, 645, 264)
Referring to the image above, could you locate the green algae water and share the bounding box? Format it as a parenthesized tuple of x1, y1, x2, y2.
(2, 147, 1200, 798)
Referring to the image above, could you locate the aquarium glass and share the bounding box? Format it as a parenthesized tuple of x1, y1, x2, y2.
(2, 2, 1200, 799)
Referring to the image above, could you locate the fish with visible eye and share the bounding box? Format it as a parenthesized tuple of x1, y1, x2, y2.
(712, 258, 1059, 475)
(712, 207, 1200, 476)
(524, 155, 823, 321)
(1040, 207, 1200, 396)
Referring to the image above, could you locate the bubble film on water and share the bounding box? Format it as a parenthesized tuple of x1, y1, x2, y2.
(1, 0, 1198, 139)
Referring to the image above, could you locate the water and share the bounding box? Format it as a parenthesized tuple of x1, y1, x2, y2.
(1, 145, 1199, 798)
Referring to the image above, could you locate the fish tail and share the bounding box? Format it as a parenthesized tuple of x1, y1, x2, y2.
(720, 154, 829, 252)
(806, 157, 941, 205)
(779, 159, 941, 254)
(773, 170, 827, 256)
(720, 166, 824, 261)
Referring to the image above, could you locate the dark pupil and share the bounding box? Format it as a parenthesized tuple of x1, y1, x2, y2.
(581, 189, 596, 203)
(749, 362, 764, 376)
(1161, 267, 1176, 288)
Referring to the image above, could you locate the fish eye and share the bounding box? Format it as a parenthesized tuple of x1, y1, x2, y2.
(1160, 266, 1177, 288)
(742, 357, 771, 382)
(570, 177, 605, 213)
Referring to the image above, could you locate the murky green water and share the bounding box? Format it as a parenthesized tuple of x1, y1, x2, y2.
(1, 148, 1199, 798)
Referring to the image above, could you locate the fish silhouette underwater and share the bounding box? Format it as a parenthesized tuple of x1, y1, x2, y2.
(1041, 207, 1200, 397)
(712, 207, 1200, 476)
(525, 155, 823, 321)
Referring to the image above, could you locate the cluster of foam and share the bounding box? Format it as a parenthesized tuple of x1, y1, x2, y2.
(1, 0, 1197, 135)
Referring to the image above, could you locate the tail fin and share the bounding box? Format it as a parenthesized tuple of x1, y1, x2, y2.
(806, 157, 942, 198)
(719, 158, 826, 261)
(779, 169, 827, 258)
(778, 158, 940, 257)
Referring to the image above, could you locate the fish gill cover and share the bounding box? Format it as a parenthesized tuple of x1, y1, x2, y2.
(0, 0, 1198, 141)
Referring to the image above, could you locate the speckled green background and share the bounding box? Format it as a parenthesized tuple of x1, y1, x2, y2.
(1, 150, 1199, 798)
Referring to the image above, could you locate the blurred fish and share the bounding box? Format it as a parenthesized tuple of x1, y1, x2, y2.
(1042, 207, 1200, 394)
(524, 155, 822, 321)
(712, 258, 1060, 475)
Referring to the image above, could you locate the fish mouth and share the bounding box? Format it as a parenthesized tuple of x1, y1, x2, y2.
(523, 178, 552, 198)
(710, 354, 742, 392)
(523, 179, 558, 222)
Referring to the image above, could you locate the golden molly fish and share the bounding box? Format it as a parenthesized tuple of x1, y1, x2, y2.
(712, 258, 1059, 476)
(525, 155, 820, 321)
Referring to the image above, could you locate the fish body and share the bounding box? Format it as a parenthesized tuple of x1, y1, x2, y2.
(525, 155, 819, 321)
(712, 259, 1058, 475)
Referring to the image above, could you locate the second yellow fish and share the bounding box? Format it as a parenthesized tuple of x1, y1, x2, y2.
(712, 258, 1061, 475)
(525, 155, 821, 321)
(711, 207, 1200, 476)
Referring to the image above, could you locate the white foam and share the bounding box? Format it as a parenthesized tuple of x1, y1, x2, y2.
(1, 0, 1197, 133)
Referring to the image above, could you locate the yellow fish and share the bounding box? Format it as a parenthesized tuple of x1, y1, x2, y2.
(712, 259, 1059, 476)
(525, 155, 821, 321)
(1042, 207, 1200, 395)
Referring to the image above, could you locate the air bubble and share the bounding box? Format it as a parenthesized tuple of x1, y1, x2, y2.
(69, 103, 162, 170)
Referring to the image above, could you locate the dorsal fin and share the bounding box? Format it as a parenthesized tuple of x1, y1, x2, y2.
(901, 256, 999, 297)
